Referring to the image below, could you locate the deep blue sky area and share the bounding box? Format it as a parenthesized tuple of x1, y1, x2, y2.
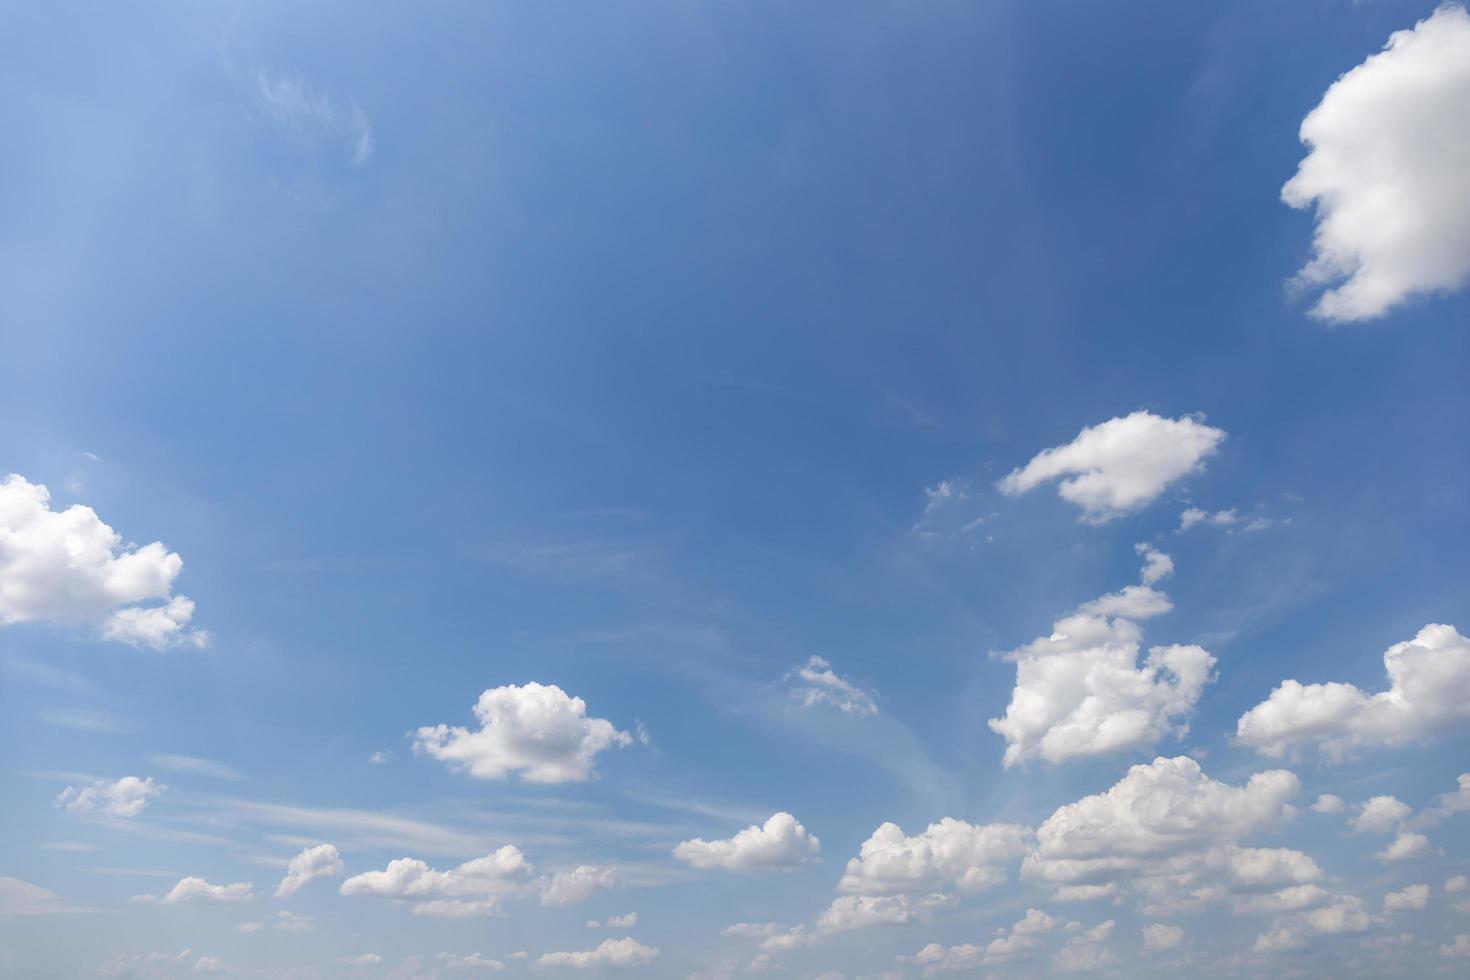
(2, 2, 1468, 978)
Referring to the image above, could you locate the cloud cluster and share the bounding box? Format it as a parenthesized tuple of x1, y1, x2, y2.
(0, 474, 205, 648)
(998, 412, 1225, 522)
(340, 847, 534, 917)
(1282, 4, 1470, 321)
(55, 776, 164, 818)
(988, 555, 1215, 767)
(674, 812, 820, 871)
(1235, 623, 1470, 759)
(837, 817, 1030, 896)
(414, 683, 633, 783)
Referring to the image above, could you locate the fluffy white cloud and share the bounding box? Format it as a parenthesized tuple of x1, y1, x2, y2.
(1311, 794, 1346, 815)
(673, 812, 820, 871)
(1235, 624, 1470, 759)
(0, 474, 205, 648)
(997, 412, 1225, 523)
(534, 938, 658, 969)
(913, 941, 981, 974)
(340, 846, 534, 916)
(1351, 796, 1411, 834)
(985, 908, 1060, 960)
(719, 922, 781, 939)
(1135, 543, 1173, 586)
(54, 775, 164, 818)
(1377, 831, 1432, 863)
(539, 866, 616, 906)
(413, 683, 633, 783)
(1384, 884, 1430, 911)
(1178, 507, 1237, 531)
(1254, 895, 1375, 953)
(786, 656, 878, 716)
(587, 912, 637, 929)
(837, 817, 1030, 896)
(1417, 772, 1470, 827)
(1447, 874, 1468, 893)
(988, 564, 1214, 767)
(148, 877, 254, 904)
(1282, 4, 1470, 321)
(1022, 757, 1302, 909)
(816, 894, 923, 933)
(1141, 922, 1183, 953)
(275, 843, 344, 898)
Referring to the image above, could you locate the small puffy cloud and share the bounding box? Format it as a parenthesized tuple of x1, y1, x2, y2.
(985, 908, 1060, 961)
(673, 812, 820, 871)
(413, 683, 633, 783)
(1311, 794, 1346, 815)
(539, 866, 616, 906)
(1141, 922, 1183, 953)
(786, 656, 878, 717)
(1235, 624, 1470, 760)
(1377, 832, 1433, 863)
(1255, 896, 1375, 953)
(816, 894, 922, 933)
(1417, 772, 1470, 827)
(149, 877, 254, 904)
(340, 846, 534, 916)
(0, 474, 206, 648)
(1281, 4, 1470, 321)
(534, 937, 658, 969)
(237, 910, 314, 933)
(1444, 934, 1470, 958)
(837, 817, 1030, 896)
(1447, 874, 1468, 893)
(275, 843, 344, 898)
(757, 925, 812, 954)
(1351, 796, 1411, 834)
(435, 952, 506, 972)
(146, 755, 243, 781)
(1052, 921, 1115, 972)
(1384, 884, 1430, 911)
(1135, 543, 1173, 586)
(719, 922, 780, 939)
(989, 566, 1214, 767)
(588, 912, 637, 929)
(55, 776, 163, 818)
(1178, 507, 1237, 531)
(99, 951, 227, 978)
(913, 941, 981, 974)
(997, 412, 1225, 523)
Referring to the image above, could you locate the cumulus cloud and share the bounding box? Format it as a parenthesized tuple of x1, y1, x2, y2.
(837, 817, 1030, 896)
(1384, 884, 1430, 911)
(340, 846, 534, 916)
(1141, 922, 1183, 953)
(533, 938, 658, 969)
(1444, 934, 1470, 957)
(54, 776, 163, 818)
(1416, 772, 1470, 827)
(997, 412, 1225, 523)
(0, 474, 206, 648)
(1351, 796, 1411, 834)
(1376, 832, 1433, 863)
(986, 908, 1061, 961)
(275, 843, 344, 898)
(1311, 794, 1346, 815)
(433, 952, 505, 972)
(816, 894, 925, 933)
(413, 683, 633, 783)
(785, 656, 878, 716)
(1235, 623, 1470, 760)
(1178, 507, 1237, 531)
(1282, 4, 1470, 321)
(1021, 756, 1305, 912)
(673, 812, 820, 871)
(144, 877, 254, 904)
(988, 560, 1214, 767)
(538, 866, 616, 906)
(1135, 543, 1173, 586)
(588, 912, 637, 929)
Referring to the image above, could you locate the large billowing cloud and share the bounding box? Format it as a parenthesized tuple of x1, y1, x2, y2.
(339, 846, 534, 917)
(413, 683, 633, 783)
(1021, 756, 1310, 913)
(673, 812, 820, 871)
(837, 817, 1031, 896)
(1235, 624, 1470, 760)
(997, 412, 1225, 523)
(0, 474, 205, 648)
(274, 844, 344, 898)
(1282, 4, 1470, 321)
(988, 553, 1215, 767)
(534, 938, 658, 968)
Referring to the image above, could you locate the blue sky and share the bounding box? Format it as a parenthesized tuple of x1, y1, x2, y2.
(3, 1, 1470, 977)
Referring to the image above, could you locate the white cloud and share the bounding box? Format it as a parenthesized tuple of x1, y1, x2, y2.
(534, 938, 658, 969)
(786, 656, 878, 716)
(837, 817, 1030, 896)
(1384, 884, 1430, 911)
(146, 755, 243, 781)
(248, 68, 374, 166)
(237, 910, 314, 933)
(152, 877, 254, 904)
(1052, 921, 1116, 972)
(1235, 623, 1470, 760)
(413, 683, 633, 783)
(435, 952, 506, 972)
(1178, 507, 1237, 531)
(275, 843, 344, 898)
(1311, 793, 1346, 815)
(1350, 796, 1411, 834)
(1417, 772, 1470, 827)
(1141, 922, 1183, 953)
(539, 866, 616, 906)
(0, 474, 205, 648)
(1376, 831, 1432, 863)
(340, 846, 534, 916)
(673, 812, 820, 871)
(1282, 4, 1470, 321)
(0, 876, 88, 915)
(1447, 874, 1468, 893)
(719, 922, 781, 939)
(1444, 934, 1470, 957)
(997, 412, 1225, 523)
(758, 925, 812, 954)
(99, 951, 227, 978)
(1135, 543, 1173, 586)
(55, 776, 164, 818)
(985, 908, 1060, 961)
(913, 941, 981, 975)
(816, 894, 922, 933)
(588, 912, 637, 929)
(988, 563, 1214, 767)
